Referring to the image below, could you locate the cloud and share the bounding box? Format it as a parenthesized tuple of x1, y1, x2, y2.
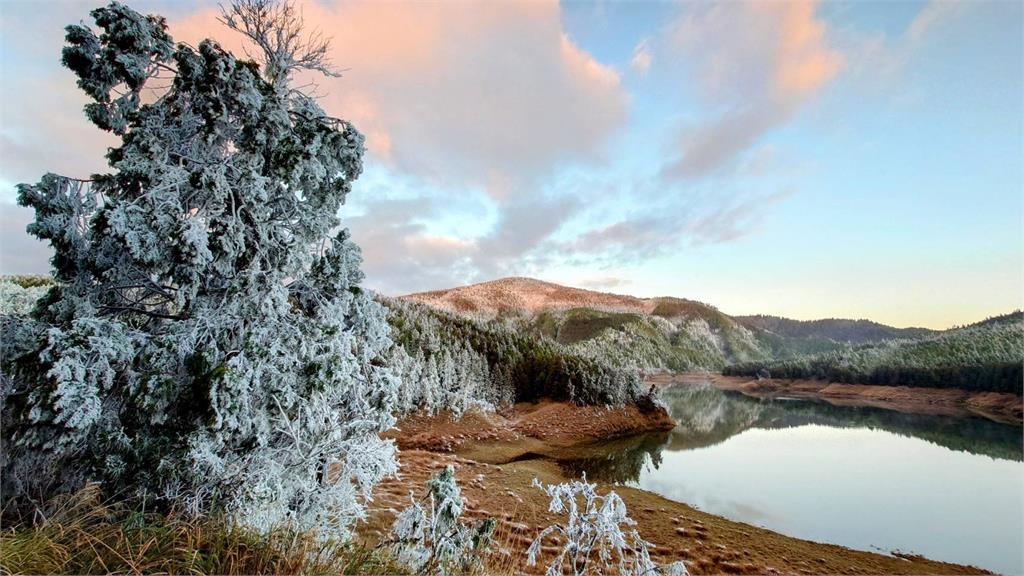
(630, 40, 652, 74)
(349, 192, 580, 294)
(838, 0, 980, 93)
(0, 203, 51, 275)
(345, 197, 478, 295)
(0, 1, 200, 189)
(908, 0, 968, 43)
(562, 188, 794, 261)
(173, 1, 628, 196)
(578, 276, 630, 291)
(1, 0, 627, 284)
(661, 0, 842, 179)
(177, 1, 623, 289)
(0, 74, 120, 189)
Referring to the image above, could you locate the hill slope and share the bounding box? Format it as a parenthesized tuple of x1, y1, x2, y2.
(725, 318, 1024, 394)
(402, 278, 1023, 389)
(404, 277, 653, 317)
(735, 315, 936, 344)
(404, 278, 815, 371)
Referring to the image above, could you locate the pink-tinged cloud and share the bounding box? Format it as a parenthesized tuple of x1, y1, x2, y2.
(173, 0, 628, 197)
(908, 0, 970, 43)
(663, 0, 842, 179)
(1, 74, 120, 184)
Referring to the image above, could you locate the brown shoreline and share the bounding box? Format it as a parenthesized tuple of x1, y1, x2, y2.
(364, 399, 991, 575)
(681, 372, 1023, 425)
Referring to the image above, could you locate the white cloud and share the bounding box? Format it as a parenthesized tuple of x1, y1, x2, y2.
(630, 40, 652, 74)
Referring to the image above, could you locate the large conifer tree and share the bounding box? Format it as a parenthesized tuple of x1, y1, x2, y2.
(2, 1, 398, 537)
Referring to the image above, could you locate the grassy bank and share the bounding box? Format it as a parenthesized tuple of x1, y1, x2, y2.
(0, 485, 404, 576)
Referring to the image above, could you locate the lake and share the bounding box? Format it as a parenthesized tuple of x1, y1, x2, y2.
(553, 382, 1024, 575)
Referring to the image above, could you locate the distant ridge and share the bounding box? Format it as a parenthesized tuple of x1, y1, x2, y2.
(397, 277, 1022, 387)
(401, 277, 917, 336)
(400, 276, 1017, 349)
(734, 315, 936, 344)
(963, 310, 1023, 330)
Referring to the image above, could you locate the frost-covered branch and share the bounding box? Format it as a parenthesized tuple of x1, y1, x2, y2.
(528, 476, 688, 576)
(219, 0, 339, 90)
(387, 466, 495, 575)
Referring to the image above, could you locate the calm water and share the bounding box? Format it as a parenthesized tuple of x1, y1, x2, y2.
(554, 383, 1024, 575)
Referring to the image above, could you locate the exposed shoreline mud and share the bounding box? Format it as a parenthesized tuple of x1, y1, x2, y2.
(386, 401, 675, 463)
(365, 399, 990, 575)
(670, 372, 1024, 425)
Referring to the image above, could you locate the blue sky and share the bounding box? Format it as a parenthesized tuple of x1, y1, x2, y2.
(0, 0, 1020, 328)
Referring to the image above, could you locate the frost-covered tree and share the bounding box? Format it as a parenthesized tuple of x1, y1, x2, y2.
(528, 476, 688, 576)
(1, 1, 398, 538)
(0, 281, 51, 317)
(389, 465, 495, 575)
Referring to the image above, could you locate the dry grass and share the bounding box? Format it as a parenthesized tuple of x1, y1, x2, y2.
(0, 485, 406, 576)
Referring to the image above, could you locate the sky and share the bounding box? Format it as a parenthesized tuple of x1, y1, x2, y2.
(0, 0, 1020, 329)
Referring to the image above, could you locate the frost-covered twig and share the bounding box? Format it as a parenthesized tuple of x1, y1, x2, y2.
(528, 476, 688, 576)
(387, 466, 496, 575)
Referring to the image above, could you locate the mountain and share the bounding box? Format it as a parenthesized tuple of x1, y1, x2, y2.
(403, 278, 829, 371)
(734, 315, 936, 344)
(725, 317, 1024, 394)
(962, 310, 1023, 330)
(403, 277, 653, 317)
(400, 278, 1022, 388)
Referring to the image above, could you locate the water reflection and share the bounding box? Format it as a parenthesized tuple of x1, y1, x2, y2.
(556, 384, 1022, 485)
(555, 431, 669, 483)
(552, 382, 1024, 575)
(660, 383, 1023, 461)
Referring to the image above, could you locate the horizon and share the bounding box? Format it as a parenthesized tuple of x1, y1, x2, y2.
(1, 0, 1021, 330)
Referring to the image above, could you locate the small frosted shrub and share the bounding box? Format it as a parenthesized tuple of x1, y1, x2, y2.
(389, 465, 495, 575)
(528, 476, 688, 576)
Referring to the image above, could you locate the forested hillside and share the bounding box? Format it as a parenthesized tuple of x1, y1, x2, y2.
(524, 301, 769, 371)
(401, 278, 946, 373)
(725, 317, 1024, 394)
(735, 315, 936, 343)
(383, 298, 652, 412)
(402, 279, 1022, 394)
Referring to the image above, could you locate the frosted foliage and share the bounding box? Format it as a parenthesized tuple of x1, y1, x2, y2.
(528, 477, 688, 576)
(0, 282, 49, 317)
(389, 465, 495, 575)
(385, 299, 511, 415)
(2, 1, 398, 539)
(390, 345, 494, 416)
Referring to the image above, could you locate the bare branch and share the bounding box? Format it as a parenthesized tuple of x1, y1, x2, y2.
(218, 0, 340, 90)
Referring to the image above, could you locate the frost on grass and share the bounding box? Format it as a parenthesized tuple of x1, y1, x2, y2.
(528, 476, 688, 576)
(389, 465, 495, 575)
(1, 1, 398, 539)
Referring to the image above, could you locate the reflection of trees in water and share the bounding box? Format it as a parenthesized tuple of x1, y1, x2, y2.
(660, 383, 1021, 461)
(555, 385, 1022, 481)
(660, 384, 764, 450)
(556, 431, 670, 483)
(744, 393, 1024, 462)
